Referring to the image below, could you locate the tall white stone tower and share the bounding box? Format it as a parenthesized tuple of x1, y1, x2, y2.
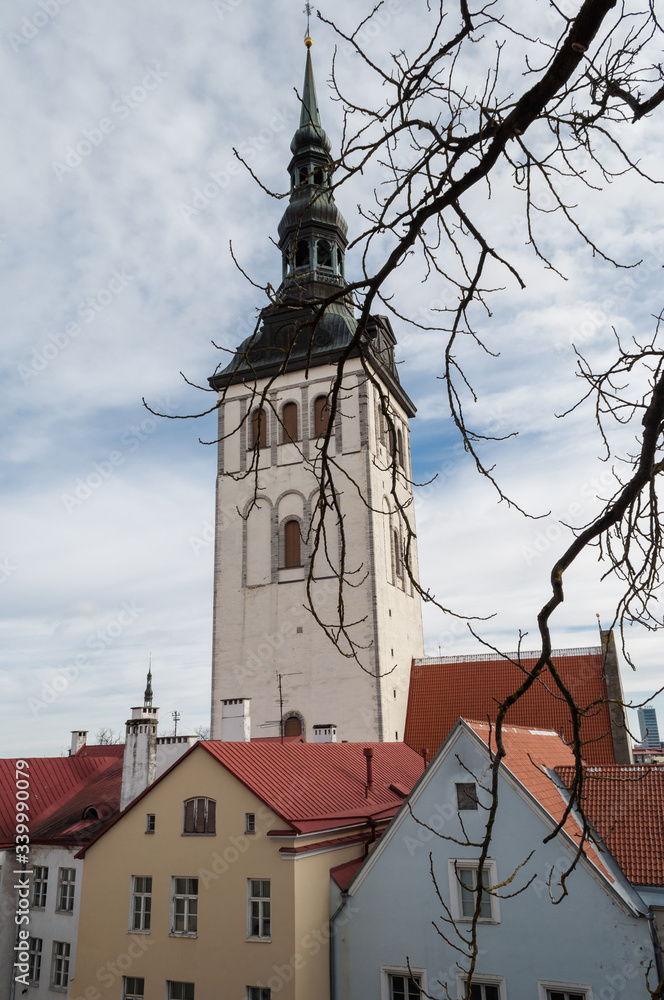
(209, 41, 424, 742)
(120, 668, 158, 810)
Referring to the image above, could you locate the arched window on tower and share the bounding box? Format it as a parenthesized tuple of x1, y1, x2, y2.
(313, 166, 324, 186)
(316, 239, 333, 271)
(284, 519, 302, 568)
(283, 716, 303, 737)
(282, 402, 298, 443)
(298, 165, 309, 186)
(391, 527, 403, 586)
(313, 395, 331, 437)
(252, 408, 267, 450)
(295, 240, 310, 270)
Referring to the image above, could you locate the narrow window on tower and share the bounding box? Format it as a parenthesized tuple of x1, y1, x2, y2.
(313, 395, 331, 437)
(284, 520, 302, 568)
(397, 428, 405, 469)
(316, 239, 333, 270)
(252, 408, 267, 450)
(295, 240, 310, 269)
(282, 402, 298, 443)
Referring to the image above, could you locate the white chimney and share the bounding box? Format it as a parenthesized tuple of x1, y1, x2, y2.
(220, 699, 251, 741)
(312, 724, 337, 744)
(70, 731, 88, 755)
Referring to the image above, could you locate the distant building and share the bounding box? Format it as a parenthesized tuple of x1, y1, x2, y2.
(404, 630, 632, 766)
(637, 706, 661, 749)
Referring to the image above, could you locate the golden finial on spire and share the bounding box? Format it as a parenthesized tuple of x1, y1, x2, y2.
(304, 3, 313, 46)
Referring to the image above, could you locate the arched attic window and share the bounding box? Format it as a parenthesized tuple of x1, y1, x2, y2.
(282, 402, 298, 443)
(183, 797, 216, 834)
(284, 519, 302, 568)
(313, 395, 331, 437)
(283, 715, 303, 737)
(252, 408, 267, 449)
(82, 806, 99, 821)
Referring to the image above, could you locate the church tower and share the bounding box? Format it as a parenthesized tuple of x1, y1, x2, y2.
(209, 40, 424, 742)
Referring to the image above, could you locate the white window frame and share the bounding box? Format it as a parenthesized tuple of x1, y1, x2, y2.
(247, 878, 271, 940)
(32, 866, 48, 908)
(129, 875, 152, 932)
(537, 982, 592, 1000)
(380, 965, 427, 1000)
(170, 877, 198, 937)
(57, 867, 76, 912)
(122, 976, 145, 1000)
(167, 982, 195, 1000)
(50, 941, 70, 991)
(27, 937, 42, 984)
(448, 859, 500, 923)
(456, 973, 508, 999)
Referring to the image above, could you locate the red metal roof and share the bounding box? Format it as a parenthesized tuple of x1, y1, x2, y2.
(556, 764, 664, 886)
(465, 721, 611, 880)
(404, 647, 617, 766)
(330, 856, 365, 890)
(0, 753, 122, 848)
(202, 740, 425, 834)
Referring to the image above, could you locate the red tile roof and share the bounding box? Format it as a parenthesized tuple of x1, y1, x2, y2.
(556, 764, 664, 886)
(466, 721, 611, 880)
(405, 647, 617, 766)
(0, 754, 123, 848)
(201, 740, 425, 834)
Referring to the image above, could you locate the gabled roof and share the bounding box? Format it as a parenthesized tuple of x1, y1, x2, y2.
(404, 646, 617, 766)
(77, 739, 425, 856)
(0, 753, 123, 848)
(465, 720, 611, 881)
(556, 764, 664, 886)
(201, 740, 424, 834)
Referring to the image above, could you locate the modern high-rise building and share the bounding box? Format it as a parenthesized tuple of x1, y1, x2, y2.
(208, 41, 424, 743)
(637, 706, 661, 749)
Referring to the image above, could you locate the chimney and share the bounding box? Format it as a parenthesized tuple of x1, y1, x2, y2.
(70, 731, 88, 756)
(363, 746, 374, 797)
(312, 724, 337, 744)
(220, 699, 251, 742)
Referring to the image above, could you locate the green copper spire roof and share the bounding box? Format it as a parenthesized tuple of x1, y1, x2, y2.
(291, 44, 331, 154)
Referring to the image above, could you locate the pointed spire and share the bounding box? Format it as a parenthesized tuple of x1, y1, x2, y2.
(291, 38, 331, 155)
(144, 657, 153, 707)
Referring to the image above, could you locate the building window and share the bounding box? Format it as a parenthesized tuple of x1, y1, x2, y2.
(449, 860, 499, 922)
(283, 715, 303, 737)
(245, 813, 256, 834)
(282, 401, 298, 443)
(130, 876, 152, 931)
(248, 989, 271, 1000)
(57, 868, 76, 912)
(388, 972, 422, 1000)
(247, 879, 271, 939)
(284, 519, 302, 568)
(463, 982, 502, 1000)
(539, 987, 589, 1000)
(391, 528, 402, 584)
(28, 938, 42, 984)
(123, 977, 145, 1000)
(32, 866, 48, 908)
(145, 813, 155, 833)
(171, 878, 198, 936)
(397, 428, 405, 468)
(51, 941, 70, 991)
(456, 782, 479, 810)
(167, 983, 195, 1000)
(183, 797, 216, 834)
(313, 395, 331, 437)
(251, 407, 267, 449)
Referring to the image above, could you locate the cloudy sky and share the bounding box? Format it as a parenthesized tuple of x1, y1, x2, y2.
(2, 0, 662, 757)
